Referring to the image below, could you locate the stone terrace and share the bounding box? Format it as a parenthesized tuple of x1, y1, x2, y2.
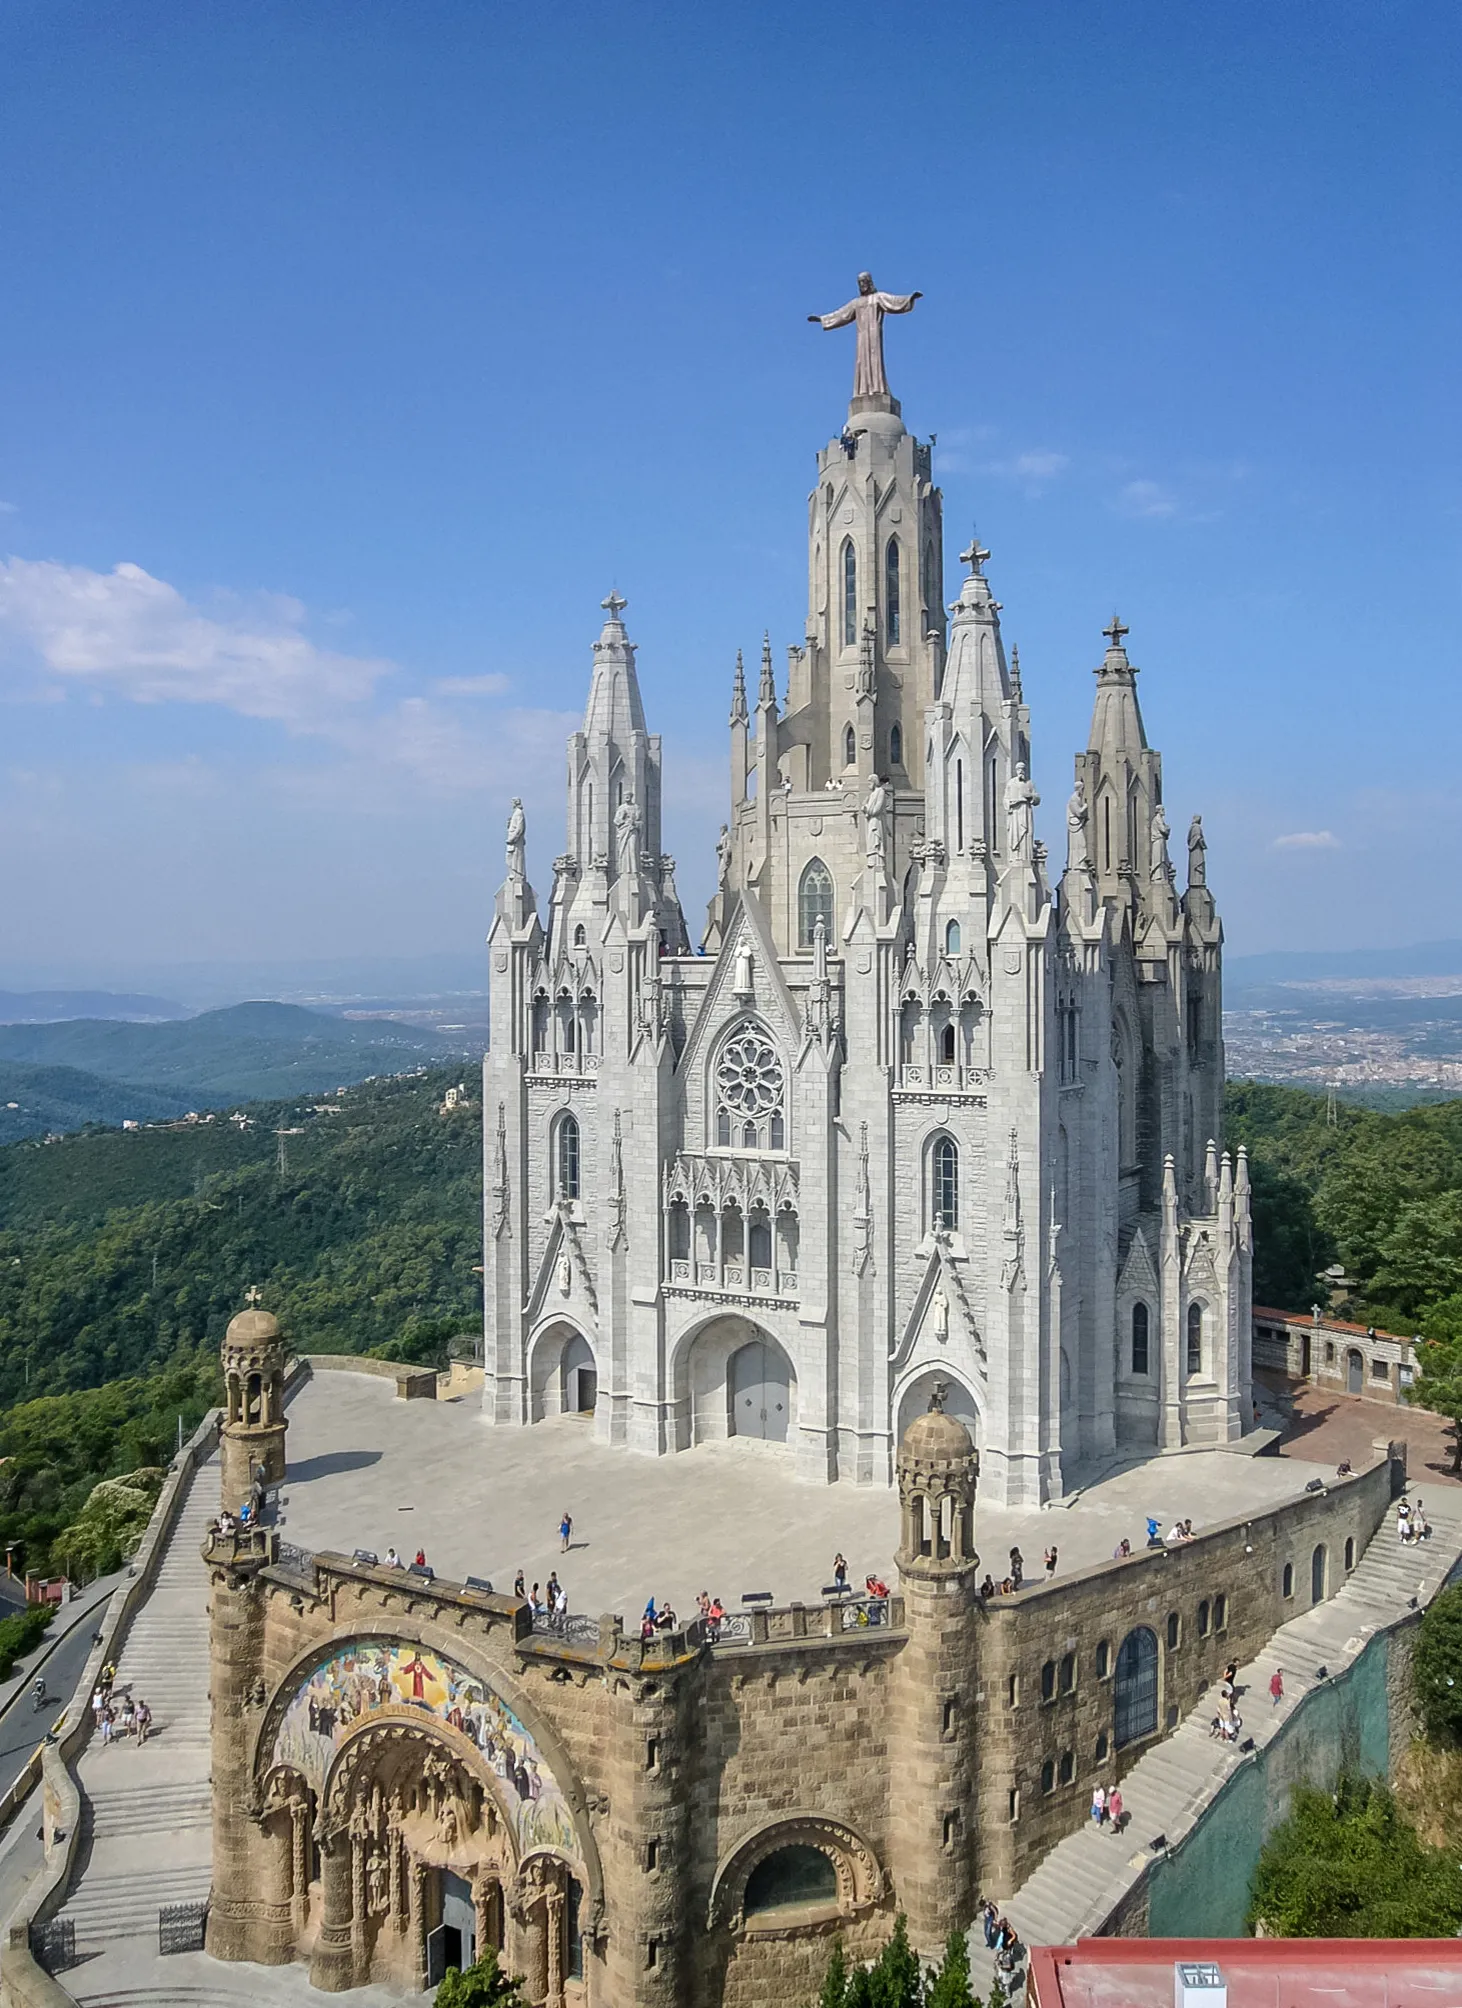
(279, 1371, 1344, 1620)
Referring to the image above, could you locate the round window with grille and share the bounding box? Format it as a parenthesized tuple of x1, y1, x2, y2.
(717, 1025, 784, 1120)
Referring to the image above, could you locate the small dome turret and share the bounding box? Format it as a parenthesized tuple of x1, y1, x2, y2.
(896, 1383, 978, 1579)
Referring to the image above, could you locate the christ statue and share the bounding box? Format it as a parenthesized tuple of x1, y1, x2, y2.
(809, 273, 922, 402)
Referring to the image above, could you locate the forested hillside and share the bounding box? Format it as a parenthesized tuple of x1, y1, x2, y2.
(1228, 1081, 1462, 1341)
(0, 1065, 482, 1408)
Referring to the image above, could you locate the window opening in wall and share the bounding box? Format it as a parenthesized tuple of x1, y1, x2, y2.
(1008, 1787, 1020, 1822)
(1059, 1653, 1075, 1695)
(940, 1023, 956, 1065)
(1371, 1356, 1390, 1381)
(1166, 1612, 1180, 1651)
(646, 1939, 658, 1970)
(1344, 1537, 1355, 1572)
(1214, 1594, 1227, 1630)
(886, 537, 901, 645)
(1131, 1301, 1150, 1376)
(844, 723, 856, 768)
(842, 539, 857, 647)
(1197, 1600, 1210, 1638)
(1325, 1341, 1336, 1364)
(1008, 1673, 1020, 1707)
(945, 919, 961, 957)
(942, 1810, 958, 1848)
(890, 723, 903, 767)
(932, 1135, 959, 1231)
(1282, 1562, 1294, 1599)
(645, 1736, 660, 1770)
(646, 1838, 659, 1871)
(1311, 1543, 1327, 1603)
(744, 1846, 837, 1919)
(1058, 1750, 1074, 1785)
(715, 1022, 786, 1154)
(1113, 1626, 1159, 1747)
(1165, 1703, 1179, 1730)
(556, 1113, 581, 1202)
(942, 1698, 957, 1738)
(1187, 1302, 1203, 1375)
(1095, 1640, 1110, 1680)
(1040, 1759, 1055, 1795)
(1041, 1659, 1056, 1702)
(1095, 1730, 1109, 1763)
(955, 760, 964, 852)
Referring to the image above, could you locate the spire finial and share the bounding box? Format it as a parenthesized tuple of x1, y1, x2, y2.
(1103, 613, 1129, 650)
(244, 1284, 262, 1309)
(959, 534, 990, 576)
(601, 590, 628, 621)
(729, 649, 748, 728)
(1010, 643, 1023, 699)
(928, 1379, 948, 1414)
(758, 631, 776, 705)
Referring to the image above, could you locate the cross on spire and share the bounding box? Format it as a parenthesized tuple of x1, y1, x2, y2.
(601, 590, 628, 620)
(244, 1284, 262, 1308)
(959, 536, 990, 575)
(1103, 614, 1129, 650)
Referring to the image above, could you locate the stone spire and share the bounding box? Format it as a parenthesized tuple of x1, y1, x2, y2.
(565, 593, 662, 885)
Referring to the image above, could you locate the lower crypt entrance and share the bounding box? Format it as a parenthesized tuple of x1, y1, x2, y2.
(730, 1336, 793, 1442)
(426, 1868, 478, 1986)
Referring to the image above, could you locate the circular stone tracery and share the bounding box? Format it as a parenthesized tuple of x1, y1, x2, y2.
(717, 1025, 784, 1120)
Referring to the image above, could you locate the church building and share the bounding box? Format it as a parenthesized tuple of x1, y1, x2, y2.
(481, 280, 1252, 1505)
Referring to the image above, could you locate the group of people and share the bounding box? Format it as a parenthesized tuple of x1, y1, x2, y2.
(1399, 1498, 1432, 1544)
(511, 1570, 570, 1621)
(978, 1899, 1023, 1975)
(978, 1547, 1029, 1598)
(640, 1596, 680, 1640)
(92, 1662, 151, 1748)
(381, 1547, 429, 1571)
(1207, 1660, 1251, 1742)
(1088, 1783, 1126, 1832)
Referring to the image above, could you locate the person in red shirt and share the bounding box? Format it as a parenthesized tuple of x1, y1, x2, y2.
(1270, 1668, 1284, 1706)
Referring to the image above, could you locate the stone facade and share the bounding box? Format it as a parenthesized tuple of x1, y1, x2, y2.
(205, 1345, 1397, 2005)
(482, 335, 1252, 1506)
(1253, 1305, 1418, 1405)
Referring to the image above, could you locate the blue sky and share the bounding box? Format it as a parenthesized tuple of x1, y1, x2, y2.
(0, 0, 1458, 982)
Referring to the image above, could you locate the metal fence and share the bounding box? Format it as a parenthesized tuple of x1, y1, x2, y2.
(531, 1611, 601, 1650)
(159, 1898, 209, 1955)
(31, 1915, 75, 1974)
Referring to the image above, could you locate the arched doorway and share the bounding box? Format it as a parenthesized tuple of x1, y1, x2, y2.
(896, 1370, 979, 1447)
(561, 1333, 596, 1416)
(1113, 1626, 1159, 1748)
(1347, 1348, 1364, 1395)
(1311, 1543, 1327, 1604)
(730, 1337, 793, 1442)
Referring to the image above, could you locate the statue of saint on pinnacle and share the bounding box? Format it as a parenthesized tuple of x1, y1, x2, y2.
(809, 272, 922, 403)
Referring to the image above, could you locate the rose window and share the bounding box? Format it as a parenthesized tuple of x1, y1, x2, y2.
(715, 1024, 786, 1151)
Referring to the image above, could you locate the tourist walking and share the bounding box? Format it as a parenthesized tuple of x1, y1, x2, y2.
(1108, 1786, 1123, 1832)
(981, 1899, 998, 1948)
(560, 1511, 573, 1553)
(514, 1569, 525, 1600)
(833, 1552, 848, 1591)
(135, 1698, 152, 1746)
(1044, 1545, 1058, 1579)
(1090, 1784, 1107, 1830)
(1269, 1668, 1284, 1707)
(1009, 1547, 1024, 1589)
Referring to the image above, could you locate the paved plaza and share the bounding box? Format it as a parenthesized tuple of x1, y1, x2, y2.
(280, 1371, 1342, 1618)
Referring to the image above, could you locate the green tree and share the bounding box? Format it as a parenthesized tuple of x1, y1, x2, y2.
(1414, 1334, 1462, 1473)
(925, 1928, 974, 2008)
(1245, 1156, 1334, 1310)
(817, 1938, 849, 2008)
(1248, 1775, 1462, 1937)
(869, 1915, 923, 2008)
(1414, 1584, 1462, 1742)
(433, 1948, 525, 2006)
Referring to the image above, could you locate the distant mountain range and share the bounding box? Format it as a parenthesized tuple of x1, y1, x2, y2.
(1228, 941, 1462, 991)
(0, 990, 191, 1024)
(0, 1002, 458, 1140)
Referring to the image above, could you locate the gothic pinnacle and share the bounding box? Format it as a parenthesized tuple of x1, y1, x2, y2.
(729, 649, 748, 727)
(758, 631, 776, 707)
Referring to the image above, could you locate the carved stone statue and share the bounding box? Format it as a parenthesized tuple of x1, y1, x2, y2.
(809, 273, 923, 402)
(557, 1250, 572, 1296)
(614, 795, 641, 878)
(1149, 805, 1171, 883)
(930, 1284, 949, 1344)
(366, 1850, 389, 1915)
(1065, 779, 1090, 873)
(864, 774, 889, 868)
(1005, 763, 1039, 861)
(505, 797, 526, 881)
(732, 942, 753, 996)
(1188, 813, 1207, 887)
(715, 823, 732, 888)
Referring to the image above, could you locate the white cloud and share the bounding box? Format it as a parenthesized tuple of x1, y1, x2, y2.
(0, 557, 388, 727)
(1113, 479, 1178, 519)
(1271, 830, 1342, 851)
(433, 673, 512, 697)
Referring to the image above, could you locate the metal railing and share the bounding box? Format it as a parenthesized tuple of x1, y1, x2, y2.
(159, 1899, 208, 1955)
(30, 1916, 75, 1974)
(530, 1611, 600, 1650)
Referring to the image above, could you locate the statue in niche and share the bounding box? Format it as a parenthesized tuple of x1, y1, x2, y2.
(436, 1797, 460, 1849)
(716, 823, 732, 887)
(930, 1283, 949, 1344)
(1065, 778, 1090, 873)
(366, 1850, 389, 1915)
(1188, 813, 1207, 886)
(1005, 763, 1039, 860)
(1150, 805, 1172, 883)
(558, 1250, 573, 1296)
(614, 794, 641, 877)
(864, 773, 889, 870)
(505, 797, 526, 881)
(732, 941, 753, 995)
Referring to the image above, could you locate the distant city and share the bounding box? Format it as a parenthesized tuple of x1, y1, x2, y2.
(1224, 948, 1462, 1102)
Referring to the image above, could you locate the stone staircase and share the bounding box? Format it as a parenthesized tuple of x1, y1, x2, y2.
(60, 1453, 215, 1979)
(971, 1482, 1462, 1991)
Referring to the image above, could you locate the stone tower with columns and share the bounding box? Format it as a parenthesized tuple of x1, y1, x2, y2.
(219, 1300, 288, 1515)
(481, 277, 1252, 1505)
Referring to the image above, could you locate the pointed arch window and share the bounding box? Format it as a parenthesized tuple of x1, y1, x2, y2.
(889, 722, 903, 768)
(1131, 1301, 1149, 1376)
(842, 539, 858, 647)
(931, 1134, 959, 1231)
(844, 723, 856, 768)
(955, 759, 965, 852)
(555, 1112, 581, 1202)
(798, 858, 835, 949)
(1187, 1302, 1204, 1376)
(944, 919, 961, 957)
(885, 536, 901, 645)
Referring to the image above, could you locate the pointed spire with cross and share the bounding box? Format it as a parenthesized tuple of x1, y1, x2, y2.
(1103, 614, 1129, 651)
(959, 534, 991, 577)
(601, 590, 628, 623)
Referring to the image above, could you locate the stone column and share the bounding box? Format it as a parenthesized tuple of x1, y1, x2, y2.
(308, 1834, 355, 1993)
(545, 1883, 565, 2008)
(410, 1858, 429, 1992)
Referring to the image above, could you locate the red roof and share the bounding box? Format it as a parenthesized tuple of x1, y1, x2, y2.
(1253, 1305, 1414, 1342)
(1028, 1937, 1462, 2007)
